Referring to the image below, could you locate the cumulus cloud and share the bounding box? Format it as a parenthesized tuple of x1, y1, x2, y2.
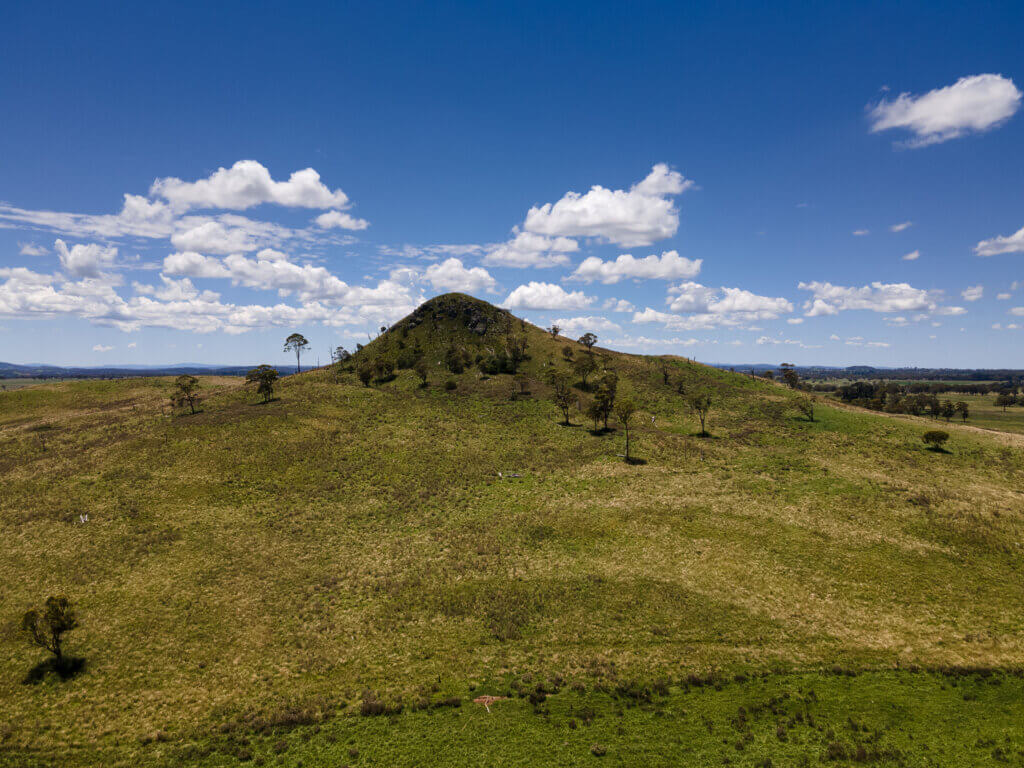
(868, 74, 1022, 147)
(997, 292, 1011, 300)
(18, 242, 48, 256)
(552, 315, 622, 334)
(163, 251, 231, 278)
(569, 250, 702, 284)
(92, 344, 113, 352)
(314, 210, 370, 230)
(151, 160, 353, 211)
(482, 230, 578, 268)
(423, 258, 496, 293)
(852, 229, 870, 236)
(602, 297, 635, 313)
(902, 250, 920, 261)
(975, 225, 1024, 257)
(962, 285, 984, 301)
(170, 220, 258, 254)
(521, 164, 694, 247)
(502, 282, 594, 310)
(607, 335, 709, 350)
(55, 239, 118, 278)
(799, 281, 936, 315)
(890, 221, 913, 232)
(664, 281, 793, 320)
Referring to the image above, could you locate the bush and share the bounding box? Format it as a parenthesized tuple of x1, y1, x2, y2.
(445, 379, 457, 391)
(922, 430, 949, 451)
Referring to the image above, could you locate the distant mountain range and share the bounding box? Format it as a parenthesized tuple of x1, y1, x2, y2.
(713, 364, 1024, 381)
(0, 361, 297, 379)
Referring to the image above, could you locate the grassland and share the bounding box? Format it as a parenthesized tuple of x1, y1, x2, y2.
(1, 295, 1023, 766)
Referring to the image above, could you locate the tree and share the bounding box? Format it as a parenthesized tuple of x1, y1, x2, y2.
(170, 374, 201, 415)
(561, 345, 575, 362)
(955, 401, 970, 423)
(660, 362, 671, 385)
(577, 332, 598, 353)
(413, 358, 429, 388)
(585, 399, 603, 432)
(779, 363, 799, 389)
(593, 370, 618, 430)
(922, 430, 949, 452)
(246, 365, 279, 403)
(548, 324, 561, 339)
(689, 391, 712, 436)
(573, 354, 598, 389)
(22, 596, 78, 664)
(332, 346, 351, 364)
(940, 400, 955, 422)
(505, 331, 529, 373)
(996, 393, 1017, 412)
(284, 333, 310, 373)
(614, 396, 638, 462)
(794, 396, 814, 422)
(547, 369, 575, 425)
(357, 363, 374, 387)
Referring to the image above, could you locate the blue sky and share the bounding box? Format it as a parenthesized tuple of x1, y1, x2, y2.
(2, 1, 1023, 368)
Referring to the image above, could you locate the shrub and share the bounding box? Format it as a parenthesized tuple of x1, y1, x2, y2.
(445, 379, 458, 391)
(922, 430, 949, 451)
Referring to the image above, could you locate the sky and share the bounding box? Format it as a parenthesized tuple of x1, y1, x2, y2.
(1, 1, 1023, 369)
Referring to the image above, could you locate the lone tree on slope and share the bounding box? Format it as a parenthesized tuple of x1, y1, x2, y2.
(614, 395, 638, 462)
(689, 390, 713, 436)
(577, 332, 597, 353)
(22, 596, 78, 666)
(794, 396, 815, 422)
(922, 430, 949, 452)
(170, 374, 201, 415)
(284, 332, 310, 373)
(779, 363, 800, 389)
(547, 324, 561, 339)
(547, 368, 576, 425)
(573, 354, 598, 390)
(246, 365, 279, 403)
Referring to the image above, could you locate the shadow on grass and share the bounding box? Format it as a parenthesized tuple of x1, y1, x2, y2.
(22, 656, 86, 685)
(926, 446, 951, 454)
(624, 457, 648, 466)
(249, 397, 281, 406)
(693, 431, 716, 439)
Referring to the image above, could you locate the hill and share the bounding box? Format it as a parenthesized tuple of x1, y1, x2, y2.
(2, 294, 1023, 767)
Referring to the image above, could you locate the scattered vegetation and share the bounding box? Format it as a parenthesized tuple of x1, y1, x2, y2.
(245, 364, 279, 402)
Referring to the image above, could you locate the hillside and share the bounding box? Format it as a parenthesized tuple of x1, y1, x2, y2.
(2, 294, 1024, 767)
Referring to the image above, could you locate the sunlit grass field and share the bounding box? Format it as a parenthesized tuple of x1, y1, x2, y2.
(2, 299, 1023, 766)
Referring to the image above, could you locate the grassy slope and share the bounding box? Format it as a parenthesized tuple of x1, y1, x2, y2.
(2, 296, 1023, 765)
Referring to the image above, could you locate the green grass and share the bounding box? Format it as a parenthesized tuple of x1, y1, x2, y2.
(941, 393, 1024, 435)
(1, 296, 1023, 766)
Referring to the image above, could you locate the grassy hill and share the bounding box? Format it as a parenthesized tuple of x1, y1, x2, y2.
(2, 294, 1023, 767)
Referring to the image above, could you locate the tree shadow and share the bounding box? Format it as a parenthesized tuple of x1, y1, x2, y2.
(926, 445, 951, 454)
(22, 656, 86, 685)
(693, 431, 716, 439)
(625, 457, 648, 466)
(249, 397, 281, 406)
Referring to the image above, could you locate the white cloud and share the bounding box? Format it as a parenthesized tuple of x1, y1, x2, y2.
(666, 281, 718, 313)
(1011, 307, 1024, 316)
(829, 334, 841, 341)
(997, 292, 1011, 300)
(975, 225, 1024, 257)
(608, 335, 710, 350)
(902, 250, 920, 261)
(314, 210, 369, 231)
(937, 305, 967, 316)
(868, 74, 1022, 147)
(150, 160, 353, 211)
(18, 242, 48, 256)
(844, 337, 891, 348)
(787, 318, 804, 325)
(799, 281, 935, 315)
(852, 229, 870, 236)
(755, 336, 820, 349)
(962, 285, 984, 302)
(552, 315, 622, 334)
(890, 221, 913, 232)
(54, 239, 118, 278)
(602, 297, 635, 313)
(569, 249, 702, 284)
(170, 220, 258, 254)
(522, 164, 694, 247)
(127, 342, 137, 349)
(163, 251, 231, 279)
(482, 230, 578, 268)
(92, 344, 113, 352)
(423, 258, 497, 294)
(502, 282, 594, 310)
